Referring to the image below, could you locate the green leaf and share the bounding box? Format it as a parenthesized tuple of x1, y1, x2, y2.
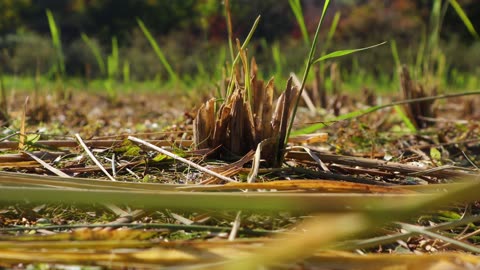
(430, 147, 442, 161)
(26, 134, 40, 145)
(153, 154, 170, 162)
(288, 0, 310, 45)
(448, 0, 479, 39)
(292, 107, 377, 135)
(312, 41, 387, 64)
(394, 105, 416, 132)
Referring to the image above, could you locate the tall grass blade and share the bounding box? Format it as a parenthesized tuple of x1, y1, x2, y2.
(107, 36, 119, 79)
(137, 18, 179, 83)
(448, 0, 479, 39)
(81, 33, 106, 75)
(288, 0, 310, 45)
(429, 0, 442, 48)
(415, 27, 427, 76)
(224, 0, 235, 62)
(390, 39, 401, 68)
(285, 0, 331, 144)
(272, 41, 283, 78)
(226, 15, 261, 96)
(322, 11, 341, 55)
(286, 1, 384, 142)
(123, 60, 130, 84)
(312, 41, 387, 64)
(46, 9, 65, 77)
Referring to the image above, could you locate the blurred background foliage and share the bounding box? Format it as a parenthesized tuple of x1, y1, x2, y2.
(0, 0, 479, 89)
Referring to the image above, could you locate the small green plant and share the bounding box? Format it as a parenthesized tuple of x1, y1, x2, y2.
(419, 0, 478, 88)
(81, 33, 106, 76)
(123, 60, 130, 84)
(225, 15, 261, 98)
(137, 18, 179, 84)
(285, 0, 385, 142)
(271, 41, 283, 78)
(107, 37, 119, 80)
(104, 37, 119, 97)
(45, 9, 65, 81)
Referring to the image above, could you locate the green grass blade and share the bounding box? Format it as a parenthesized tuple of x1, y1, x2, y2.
(322, 11, 341, 55)
(81, 33, 105, 75)
(137, 18, 179, 83)
(394, 105, 417, 132)
(107, 36, 119, 79)
(224, 0, 235, 62)
(272, 41, 283, 77)
(226, 15, 261, 97)
(390, 39, 401, 68)
(312, 41, 387, 64)
(448, 0, 479, 39)
(429, 0, 442, 46)
(293, 107, 375, 135)
(285, 0, 331, 144)
(46, 9, 65, 76)
(123, 60, 130, 84)
(293, 90, 480, 135)
(415, 27, 427, 76)
(288, 0, 310, 45)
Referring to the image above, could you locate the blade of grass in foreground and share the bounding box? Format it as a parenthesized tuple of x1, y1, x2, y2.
(218, 175, 480, 269)
(0, 187, 431, 212)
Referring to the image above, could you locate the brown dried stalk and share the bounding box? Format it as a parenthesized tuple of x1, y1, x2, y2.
(193, 58, 299, 166)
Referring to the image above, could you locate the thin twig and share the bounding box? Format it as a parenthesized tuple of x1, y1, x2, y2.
(0, 222, 272, 236)
(439, 226, 480, 250)
(75, 133, 116, 181)
(128, 136, 237, 183)
(19, 96, 29, 150)
(290, 72, 317, 114)
(23, 150, 70, 178)
(111, 153, 117, 177)
(0, 139, 193, 150)
(399, 222, 480, 253)
(288, 146, 330, 172)
(338, 214, 480, 250)
(287, 150, 473, 178)
(229, 211, 242, 241)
